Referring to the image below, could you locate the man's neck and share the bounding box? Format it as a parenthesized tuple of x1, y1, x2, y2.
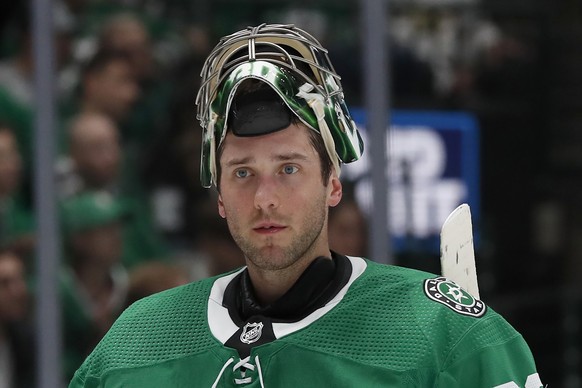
(246, 269, 296, 306)
(222, 253, 351, 327)
(246, 252, 332, 305)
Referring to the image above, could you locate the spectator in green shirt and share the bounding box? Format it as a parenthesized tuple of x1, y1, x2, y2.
(59, 190, 130, 381)
(57, 112, 168, 269)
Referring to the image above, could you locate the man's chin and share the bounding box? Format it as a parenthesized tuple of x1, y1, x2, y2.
(246, 247, 298, 272)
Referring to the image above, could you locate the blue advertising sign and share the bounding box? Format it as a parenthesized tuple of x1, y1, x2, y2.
(342, 109, 480, 253)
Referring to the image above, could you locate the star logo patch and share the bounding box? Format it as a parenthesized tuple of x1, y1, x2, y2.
(424, 277, 486, 318)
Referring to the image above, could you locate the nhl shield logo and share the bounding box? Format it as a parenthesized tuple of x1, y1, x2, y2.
(424, 277, 486, 318)
(240, 322, 264, 344)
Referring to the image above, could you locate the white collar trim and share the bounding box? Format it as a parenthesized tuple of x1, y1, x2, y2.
(207, 256, 367, 344)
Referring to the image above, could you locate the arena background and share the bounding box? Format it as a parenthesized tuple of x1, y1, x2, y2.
(1, 0, 580, 386)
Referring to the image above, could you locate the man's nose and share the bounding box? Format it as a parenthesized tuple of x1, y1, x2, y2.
(254, 175, 280, 211)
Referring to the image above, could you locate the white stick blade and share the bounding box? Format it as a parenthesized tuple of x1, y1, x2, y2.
(440, 203, 480, 299)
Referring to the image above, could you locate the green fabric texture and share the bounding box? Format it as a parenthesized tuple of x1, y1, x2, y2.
(69, 260, 540, 387)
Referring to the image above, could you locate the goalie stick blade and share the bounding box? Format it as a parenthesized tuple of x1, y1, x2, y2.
(440, 203, 480, 299)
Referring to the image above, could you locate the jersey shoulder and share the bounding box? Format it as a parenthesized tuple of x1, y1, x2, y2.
(359, 259, 515, 329)
(289, 258, 524, 371)
(360, 259, 488, 317)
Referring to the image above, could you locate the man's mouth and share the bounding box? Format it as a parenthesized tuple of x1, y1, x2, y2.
(253, 223, 286, 234)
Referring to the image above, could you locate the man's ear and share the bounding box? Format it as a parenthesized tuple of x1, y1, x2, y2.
(217, 194, 226, 218)
(327, 175, 342, 208)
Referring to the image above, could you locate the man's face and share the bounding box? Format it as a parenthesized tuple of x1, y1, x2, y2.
(71, 115, 121, 187)
(217, 123, 342, 272)
(105, 20, 153, 81)
(87, 60, 139, 120)
(0, 253, 29, 322)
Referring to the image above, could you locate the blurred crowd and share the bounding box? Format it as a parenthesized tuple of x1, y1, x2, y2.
(0, 1, 241, 385)
(0, 0, 537, 386)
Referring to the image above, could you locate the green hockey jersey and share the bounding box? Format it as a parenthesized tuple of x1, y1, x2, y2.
(69, 256, 542, 387)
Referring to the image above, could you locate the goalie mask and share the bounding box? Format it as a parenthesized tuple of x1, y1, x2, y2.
(195, 23, 364, 188)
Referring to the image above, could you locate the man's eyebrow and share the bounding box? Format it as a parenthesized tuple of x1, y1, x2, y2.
(224, 152, 309, 168)
(224, 156, 254, 168)
(274, 152, 309, 162)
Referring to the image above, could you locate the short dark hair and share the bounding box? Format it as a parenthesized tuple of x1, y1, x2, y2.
(306, 124, 334, 185)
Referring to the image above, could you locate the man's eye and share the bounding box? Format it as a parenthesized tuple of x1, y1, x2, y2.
(283, 165, 298, 174)
(235, 169, 249, 178)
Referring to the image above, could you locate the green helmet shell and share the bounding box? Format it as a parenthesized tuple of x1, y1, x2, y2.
(196, 23, 364, 188)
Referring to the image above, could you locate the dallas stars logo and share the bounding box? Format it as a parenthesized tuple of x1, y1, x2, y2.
(424, 277, 486, 318)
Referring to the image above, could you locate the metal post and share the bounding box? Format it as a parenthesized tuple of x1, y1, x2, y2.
(31, 0, 63, 386)
(360, 0, 392, 264)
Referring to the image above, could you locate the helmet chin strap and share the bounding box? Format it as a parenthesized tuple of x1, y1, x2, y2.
(296, 83, 341, 178)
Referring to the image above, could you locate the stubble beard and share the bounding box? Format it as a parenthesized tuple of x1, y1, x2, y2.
(226, 194, 328, 272)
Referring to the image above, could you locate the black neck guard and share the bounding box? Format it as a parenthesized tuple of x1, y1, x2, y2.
(223, 252, 352, 324)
